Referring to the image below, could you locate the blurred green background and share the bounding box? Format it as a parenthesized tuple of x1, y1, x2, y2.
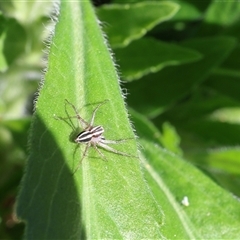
(1, 0, 240, 239)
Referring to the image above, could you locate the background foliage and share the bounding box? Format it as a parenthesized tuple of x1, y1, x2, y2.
(0, 0, 240, 239)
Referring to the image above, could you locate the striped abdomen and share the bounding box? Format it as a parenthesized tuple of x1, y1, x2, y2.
(75, 125, 104, 143)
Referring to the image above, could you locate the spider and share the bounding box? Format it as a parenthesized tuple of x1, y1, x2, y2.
(56, 99, 137, 173)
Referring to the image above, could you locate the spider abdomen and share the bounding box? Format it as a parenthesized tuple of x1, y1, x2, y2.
(91, 126, 104, 137)
(75, 125, 104, 143)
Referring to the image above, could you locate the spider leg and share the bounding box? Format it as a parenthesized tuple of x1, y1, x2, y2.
(101, 138, 135, 144)
(97, 142, 138, 158)
(54, 114, 76, 131)
(73, 142, 90, 174)
(65, 99, 89, 129)
(54, 115, 82, 122)
(89, 100, 109, 127)
(93, 145, 107, 161)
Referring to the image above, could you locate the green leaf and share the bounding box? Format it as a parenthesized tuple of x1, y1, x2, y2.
(111, 0, 210, 13)
(159, 89, 240, 124)
(204, 44, 240, 101)
(114, 37, 202, 81)
(3, 18, 26, 65)
(180, 119, 240, 146)
(97, 1, 179, 48)
(161, 122, 182, 156)
(0, 67, 38, 119)
(171, 0, 202, 21)
(0, 1, 52, 25)
(205, 0, 240, 26)
(198, 1, 240, 37)
(0, 9, 43, 117)
(206, 68, 240, 102)
(132, 110, 240, 238)
(186, 147, 240, 175)
(130, 109, 182, 155)
(140, 139, 240, 239)
(0, 31, 8, 71)
(127, 37, 237, 117)
(221, 44, 240, 71)
(129, 107, 163, 145)
(16, 1, 164, 239)
(1, 118, 31, 151)
(206, 171, 240, 198)
(209, 107, 240, 124)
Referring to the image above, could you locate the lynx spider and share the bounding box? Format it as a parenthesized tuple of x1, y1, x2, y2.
(56, 99, 137, 173)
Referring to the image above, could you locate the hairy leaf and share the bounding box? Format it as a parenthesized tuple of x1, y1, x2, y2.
(16, 1, 164, 239)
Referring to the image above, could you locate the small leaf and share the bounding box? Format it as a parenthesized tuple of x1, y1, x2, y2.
(130, 110, 182, 155)
(171, 1, 202, 21)
(182, 119, 240, 146)
(114, 37, 202, 81)
(209, 107, 240, 124)
(161, 122, 182, 156)
(159, 89, 240, 123)
(97, 1, 179, 47)
(127, 37, 237, 117)
(186, 147, 240, 175)
(205, 0, 240, 26)
(206, 68, 240, 102)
